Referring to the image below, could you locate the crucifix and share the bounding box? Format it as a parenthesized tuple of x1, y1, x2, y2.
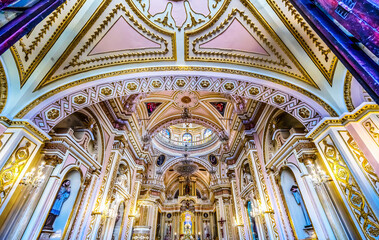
(218, 217, 226, 239)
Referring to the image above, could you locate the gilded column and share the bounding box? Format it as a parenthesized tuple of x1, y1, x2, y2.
(301, 155, 351, 239)
(316, 135, 379, 239)
(123, 172, 142, 240)
(248, 150, 279, 240)
(0, 154, 62, 239)
(0, 120, 48, 216)
(229, 174, 245, 240)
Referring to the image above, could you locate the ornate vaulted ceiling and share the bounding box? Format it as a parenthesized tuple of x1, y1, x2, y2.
(0, 0, 352, 126)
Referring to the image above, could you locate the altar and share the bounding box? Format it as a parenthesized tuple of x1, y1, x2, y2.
(180, 211, 195, 239)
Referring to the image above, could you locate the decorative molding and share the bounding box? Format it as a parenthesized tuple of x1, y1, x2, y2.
(319, 136, 379, 239)
(339, 131, 379, 196)
(344, 72, 354, 112)
(38, 0, 176, 89)
(0, 62, 7, 114)
(20, 74, 332, 134)
(0, 138, 36, 208)
(363, 117, 379, 147)
(10, 0, 86, 86)
(185, 0, 318, 88)
(265, 0, 337, 85)
(16, 67, 337, 121)
(133, 0, 230, 31)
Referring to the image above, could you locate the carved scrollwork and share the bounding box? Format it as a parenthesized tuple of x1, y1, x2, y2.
(320, 136, 379, 239)
(339, 131, 379, 196)
(0, 140, 35, 207)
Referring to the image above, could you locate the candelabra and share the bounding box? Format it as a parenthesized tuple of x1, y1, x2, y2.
(310, 165, 329, 185)
(21, 161, 46, 190)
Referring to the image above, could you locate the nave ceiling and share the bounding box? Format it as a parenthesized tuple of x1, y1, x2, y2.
(0, 0, 361, 127)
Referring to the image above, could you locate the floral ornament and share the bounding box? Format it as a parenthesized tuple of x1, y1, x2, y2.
(148, 0, 210, 28)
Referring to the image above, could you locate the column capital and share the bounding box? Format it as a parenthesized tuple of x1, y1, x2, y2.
(43, 154, 63, 166)
(298, 153, 317, 165)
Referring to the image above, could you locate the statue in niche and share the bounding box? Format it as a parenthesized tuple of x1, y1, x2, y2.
(184, 213, 193, 237)
(185, 183, 191, 195)
(164, 223, 172, 240)
(43, 180, 71, 230)
(116, 164, 128, 190)
(290, 185, 312, 228)
(243, 164, 252, 187)
(204, 223, 211, 239)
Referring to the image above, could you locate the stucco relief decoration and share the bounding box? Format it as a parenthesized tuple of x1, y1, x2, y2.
(319, 136, 379, 239)
(174, 91, 199, 108)
(0, 139, 36, 207)
(135, 0, 227, 30)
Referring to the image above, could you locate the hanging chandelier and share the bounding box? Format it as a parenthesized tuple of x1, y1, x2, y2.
(181, 107, 192, 121)
(173, 154, 198, 176)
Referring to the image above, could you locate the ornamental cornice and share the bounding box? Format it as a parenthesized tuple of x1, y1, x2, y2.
(0, 117, 50, 141)
(265, 134, 309, 169)
(307, 103, 379, 140)
(48, 135, 102, 169)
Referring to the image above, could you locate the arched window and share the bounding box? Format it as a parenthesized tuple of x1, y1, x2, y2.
(204, 129, 212, 138)
(163, 129, 171, 139)
(182, 133, 192, 142)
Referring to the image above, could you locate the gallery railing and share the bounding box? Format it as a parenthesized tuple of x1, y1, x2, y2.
(154, 132, 218, 151)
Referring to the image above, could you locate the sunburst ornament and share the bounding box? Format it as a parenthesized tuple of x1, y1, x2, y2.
(174, 91, 199, 108)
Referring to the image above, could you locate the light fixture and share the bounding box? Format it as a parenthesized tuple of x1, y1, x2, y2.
(173, 153, 198, 176)
(21, 161, 46, 190)
(181, 107, 192, 121)
(311, 165, 328, 185)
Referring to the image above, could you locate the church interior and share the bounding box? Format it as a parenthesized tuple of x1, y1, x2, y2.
(0, 0, 378, 239)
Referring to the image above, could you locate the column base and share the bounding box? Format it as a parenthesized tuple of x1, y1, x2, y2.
(38, 229, 55, 240)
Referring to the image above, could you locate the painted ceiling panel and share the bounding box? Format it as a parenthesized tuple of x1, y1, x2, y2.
(1, 0, 350, 121)
(200, 19, 269, 55)
(89, 16, 161, 55)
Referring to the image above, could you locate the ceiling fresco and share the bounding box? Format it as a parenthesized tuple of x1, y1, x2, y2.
(0, 0, 352, 123)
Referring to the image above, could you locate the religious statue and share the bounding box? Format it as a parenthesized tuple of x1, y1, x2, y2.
(290, 185, 312, 228)
(43, 180, 71, 230)
(116, 164, 128, 190)
(164, 223, 172, 240)
(204, 223, 210, 239)
(243, 164, 252, 187)
(185, 183, 190, 195)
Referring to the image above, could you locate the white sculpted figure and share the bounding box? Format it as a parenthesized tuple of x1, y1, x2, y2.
(243, 164, 252, 187)
(116, 164, 128, 191)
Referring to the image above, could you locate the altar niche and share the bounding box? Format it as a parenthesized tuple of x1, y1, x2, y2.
(180, 211, 195, 237)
